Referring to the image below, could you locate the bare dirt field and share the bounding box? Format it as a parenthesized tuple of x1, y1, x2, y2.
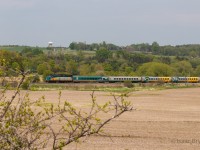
(5, 88, 200, 150)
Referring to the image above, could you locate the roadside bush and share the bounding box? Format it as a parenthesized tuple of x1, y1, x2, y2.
(30, 74, 40, 83)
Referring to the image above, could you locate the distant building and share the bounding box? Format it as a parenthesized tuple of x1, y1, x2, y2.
(48, 42, 53, 47)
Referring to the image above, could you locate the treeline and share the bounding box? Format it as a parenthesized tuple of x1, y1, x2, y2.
(69, 42, 200, 57)
(2, 42, 200, 57)
(69, 41, 122, 51)
(1, 45, 200, 83)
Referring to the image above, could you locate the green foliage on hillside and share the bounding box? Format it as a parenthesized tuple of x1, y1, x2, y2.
(1, 41, 200, 79)
(137, 62, 173, 76)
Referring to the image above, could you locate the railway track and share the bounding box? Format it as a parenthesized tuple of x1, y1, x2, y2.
(32, 82, 200, 87)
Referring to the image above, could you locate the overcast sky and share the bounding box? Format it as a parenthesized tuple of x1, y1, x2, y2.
(1, 0, 200, 47)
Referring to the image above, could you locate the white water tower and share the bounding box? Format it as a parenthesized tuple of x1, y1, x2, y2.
(48, 41, 53, 47)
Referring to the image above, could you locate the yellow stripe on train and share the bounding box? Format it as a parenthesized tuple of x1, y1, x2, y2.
(187, 77, 199, 83)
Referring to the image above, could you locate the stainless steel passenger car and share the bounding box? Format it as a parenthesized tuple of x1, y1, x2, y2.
(108, 76, 142, 82)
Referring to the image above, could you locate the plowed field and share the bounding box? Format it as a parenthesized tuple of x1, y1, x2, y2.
(5, 88, 200, 150)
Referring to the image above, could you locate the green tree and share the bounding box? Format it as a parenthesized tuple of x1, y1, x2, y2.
(151, 42, 160, 54)
(37, 63, 49, 75)
(103, 63, 112, 72)
(69, 42, 76, 50)
(79, 64, 93, 75)
(137, 62, 173, 76)
(171, 61, 193, 76)
(95, 48, 111, 63)
(194, 65, 200, 76)
(124, 67, 133, 75)
(66, 60, 79, 75)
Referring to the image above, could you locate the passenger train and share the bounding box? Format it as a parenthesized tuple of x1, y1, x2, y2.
(45, 74, 200, 83)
